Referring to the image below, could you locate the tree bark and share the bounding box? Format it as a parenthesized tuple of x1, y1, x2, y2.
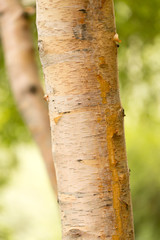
(0, 0, 57, 195)
(37, 0, 134, 239)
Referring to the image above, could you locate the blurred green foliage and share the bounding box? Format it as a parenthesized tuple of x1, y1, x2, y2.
(0, 0, 160, 239)
(115, 1, 160, 239)
(0, 226, 12, 240)
(0, 46, 30, 147)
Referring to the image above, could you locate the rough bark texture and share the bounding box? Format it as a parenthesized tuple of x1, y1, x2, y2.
(0, 0, 57, 195)
(37, 0, 135, 239)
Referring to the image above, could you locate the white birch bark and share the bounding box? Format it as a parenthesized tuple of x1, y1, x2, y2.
(37, 0, 135, 239)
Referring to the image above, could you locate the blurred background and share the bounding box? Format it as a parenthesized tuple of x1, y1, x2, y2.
(0, 0, 160, 239)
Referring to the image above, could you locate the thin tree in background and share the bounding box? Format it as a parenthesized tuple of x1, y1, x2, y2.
(0, 0, 57, 195)
(37, 0, 135, 239)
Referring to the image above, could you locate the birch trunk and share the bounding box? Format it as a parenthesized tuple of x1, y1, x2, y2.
(0, 0, 57, 195)
(37, 0, 135, 239)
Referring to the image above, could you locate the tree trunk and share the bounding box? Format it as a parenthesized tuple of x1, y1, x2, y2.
(37, 0, 134, 239)
(0, 0, 57, 195)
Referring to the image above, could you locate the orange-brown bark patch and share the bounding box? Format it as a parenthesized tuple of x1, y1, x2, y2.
(97, 74, 110, 104)
(54, 114, 63, 124)
(106, 127, 122, 239)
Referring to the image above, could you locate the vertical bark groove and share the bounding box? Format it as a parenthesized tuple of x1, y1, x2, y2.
(37, 0, 134, 239)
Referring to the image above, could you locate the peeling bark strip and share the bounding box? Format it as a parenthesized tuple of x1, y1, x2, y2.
(0, 0, 57, 195)
(37, 0, 135, 239)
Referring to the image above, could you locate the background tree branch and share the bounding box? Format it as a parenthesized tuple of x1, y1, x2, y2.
(0, 0, 57, 195)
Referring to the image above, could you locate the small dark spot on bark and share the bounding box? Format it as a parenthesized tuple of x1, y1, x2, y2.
(77, 159, 82, 162)
(82, 48, 89, 52)
(81, 24, 87, 40)
(76, 48, 89, 52)
(0, 11, 4, 17)
(129, 230, 134, 237)
(100, 63, 108, 68)
(116, 44, 120, 48)
(28, 85, 38, 94)
(112, 131, 121, 139)
(68, 229, 82, 238)
(106, 203, 112, 206)
(79, 9, 87, 13)
(105, 25, 115, 33)
(123, 200, 129, 209)
(63, 111, 70, 114)
(78, 195, 83, 199)
(21, 11, 29, 20)
(78, 102, 81, 105)
(82, 48, 90, 52)
(57, 198, 60, 204)
(122, 108, 126, 117)
(73, 24, 87, 40)
(119, 198, 129, 209)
